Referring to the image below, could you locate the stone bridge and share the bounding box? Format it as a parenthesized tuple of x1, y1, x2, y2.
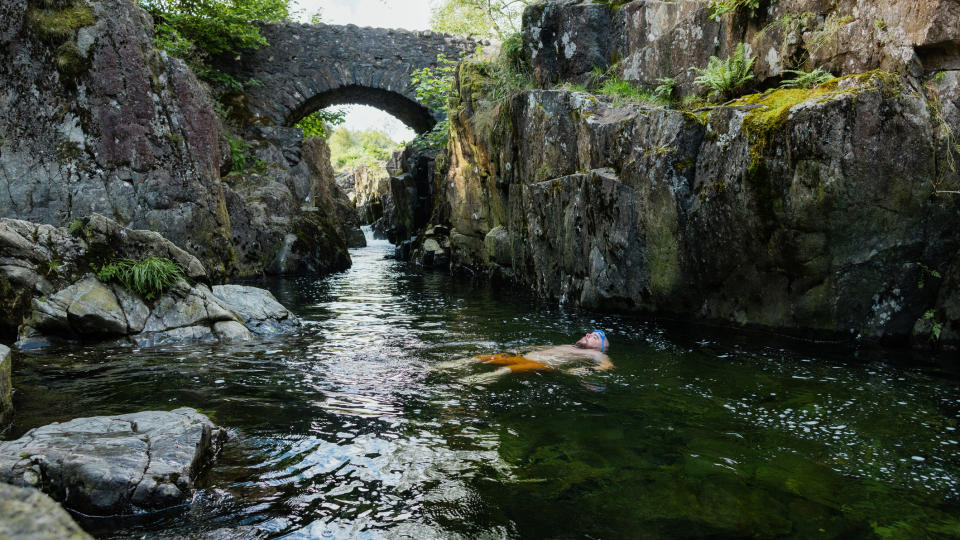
(223, 23, 481, 133)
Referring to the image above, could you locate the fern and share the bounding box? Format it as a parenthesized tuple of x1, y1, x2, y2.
(779, 68, 834, 89)
(693, 43, 755, 99)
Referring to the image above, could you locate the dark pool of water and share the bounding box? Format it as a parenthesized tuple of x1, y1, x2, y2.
(6, 230, 960, 539)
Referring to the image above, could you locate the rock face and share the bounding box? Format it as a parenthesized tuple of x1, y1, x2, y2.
(345, 165, 391, 225)
(0, 346, 11, 431)
(373, 145, 444, 249)
(0, 483, 92, 540)
(0, 408, 225, 515)
(524, 0, 960, 97)
(222, 130, 361, 276)
(0, 0, 232, 272)
(440, 59, 960, 346)
(0, 0, 358, 279)
(0, 214, 301, 346)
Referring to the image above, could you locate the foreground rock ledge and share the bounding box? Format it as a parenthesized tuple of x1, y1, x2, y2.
(0, 483, 92, 540)
(0, 408, 226, 515)
(1, 214, 302, 348)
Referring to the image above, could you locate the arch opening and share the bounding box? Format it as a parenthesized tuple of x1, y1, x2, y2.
(286, 85, 439, 135)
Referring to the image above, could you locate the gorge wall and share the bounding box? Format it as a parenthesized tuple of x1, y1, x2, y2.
(0, 0, 358, 279)
(432, 0, 960, 348)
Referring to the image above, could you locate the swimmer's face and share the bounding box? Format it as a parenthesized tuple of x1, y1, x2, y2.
(576, 332, 605, 351)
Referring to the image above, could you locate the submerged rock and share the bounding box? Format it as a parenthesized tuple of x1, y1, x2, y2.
(0, 408, 226, 515)
(1, 215, 302, 347)
(0, 345, 10, 430)
(0, 483, 92, 540)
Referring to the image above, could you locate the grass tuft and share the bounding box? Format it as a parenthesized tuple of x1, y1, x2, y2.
(96, 257, 185, 300)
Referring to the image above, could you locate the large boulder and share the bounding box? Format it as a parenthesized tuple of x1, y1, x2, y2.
(0, 483, 92, 540)
(1, 215, 302, 347)
(0, 345, 10, 431)
(0, 408, 226, 516)
(442, 62, 960, 347)
(211, 285, 301, 335)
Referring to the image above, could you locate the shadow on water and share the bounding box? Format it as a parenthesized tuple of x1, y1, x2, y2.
(6, 229, 960, 539)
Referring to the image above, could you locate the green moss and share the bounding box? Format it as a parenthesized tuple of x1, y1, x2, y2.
(26, 3, 94, 46)
(733, 71, 902, 171)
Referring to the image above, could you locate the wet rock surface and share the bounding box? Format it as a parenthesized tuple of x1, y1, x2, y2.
(1, 214, 301, 347)
(212, 285, 302, 335)
(0, 483, 92, 540)
(0, 408, 225, 516)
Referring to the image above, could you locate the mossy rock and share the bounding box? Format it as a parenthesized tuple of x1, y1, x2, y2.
(26, 1, 94, 47)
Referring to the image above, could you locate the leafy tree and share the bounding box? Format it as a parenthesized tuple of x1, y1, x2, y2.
(138, 0, 292, 88)
(328, 128, 401, 171)
(296, 108, 347, 139)
(429, 0, 535, 39)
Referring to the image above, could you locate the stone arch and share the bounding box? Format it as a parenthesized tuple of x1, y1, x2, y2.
(288, 85, 437, 134)
(221, 22, 481, 133)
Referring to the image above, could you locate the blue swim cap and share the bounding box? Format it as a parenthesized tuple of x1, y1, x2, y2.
(592, 329, 608, 352)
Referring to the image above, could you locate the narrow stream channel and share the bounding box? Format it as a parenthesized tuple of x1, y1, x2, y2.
(9, 229, 960, 538)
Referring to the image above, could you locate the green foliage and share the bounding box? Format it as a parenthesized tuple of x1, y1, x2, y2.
(96, 257, 185, 301)
(706, 0, 765, 20)
(295, 108, 346, 139)
(924, 310, 943, 342)
(412, 119, 451, 152)
(410, 53, 463, 151)
(501, 31, 525, 73)
(429, 0, 535, 39)
(654, 77, 676, 101)
(779, 68, 834, 89)
(228, 136, 265, 173)
(692, 43, 756, 99)
(412, 54, 460, 111)
(329, 129, 401, 171)
(67, 219, 84, 236)
(916, 263, 943, 290)
(138, 0, 292, 87)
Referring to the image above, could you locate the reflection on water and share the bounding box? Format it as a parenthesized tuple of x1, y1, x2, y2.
(7, 229, 960, 539)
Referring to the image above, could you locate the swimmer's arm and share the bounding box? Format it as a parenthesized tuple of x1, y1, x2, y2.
(564, 355, 613, 376)
(592, 354, 614, 371)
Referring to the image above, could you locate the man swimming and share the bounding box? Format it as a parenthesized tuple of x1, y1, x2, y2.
(435, 330, 613, 384)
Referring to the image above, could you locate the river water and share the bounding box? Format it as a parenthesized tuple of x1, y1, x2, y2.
(8, 229, 960, 538)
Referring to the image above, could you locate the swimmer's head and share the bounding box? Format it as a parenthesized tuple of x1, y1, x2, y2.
(575, 330, 608, 352)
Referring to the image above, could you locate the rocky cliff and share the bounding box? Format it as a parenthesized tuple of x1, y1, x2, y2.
(435, 0, 960, 348)
(0, 0, 356, 278)
(526, 0, 960, 95)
